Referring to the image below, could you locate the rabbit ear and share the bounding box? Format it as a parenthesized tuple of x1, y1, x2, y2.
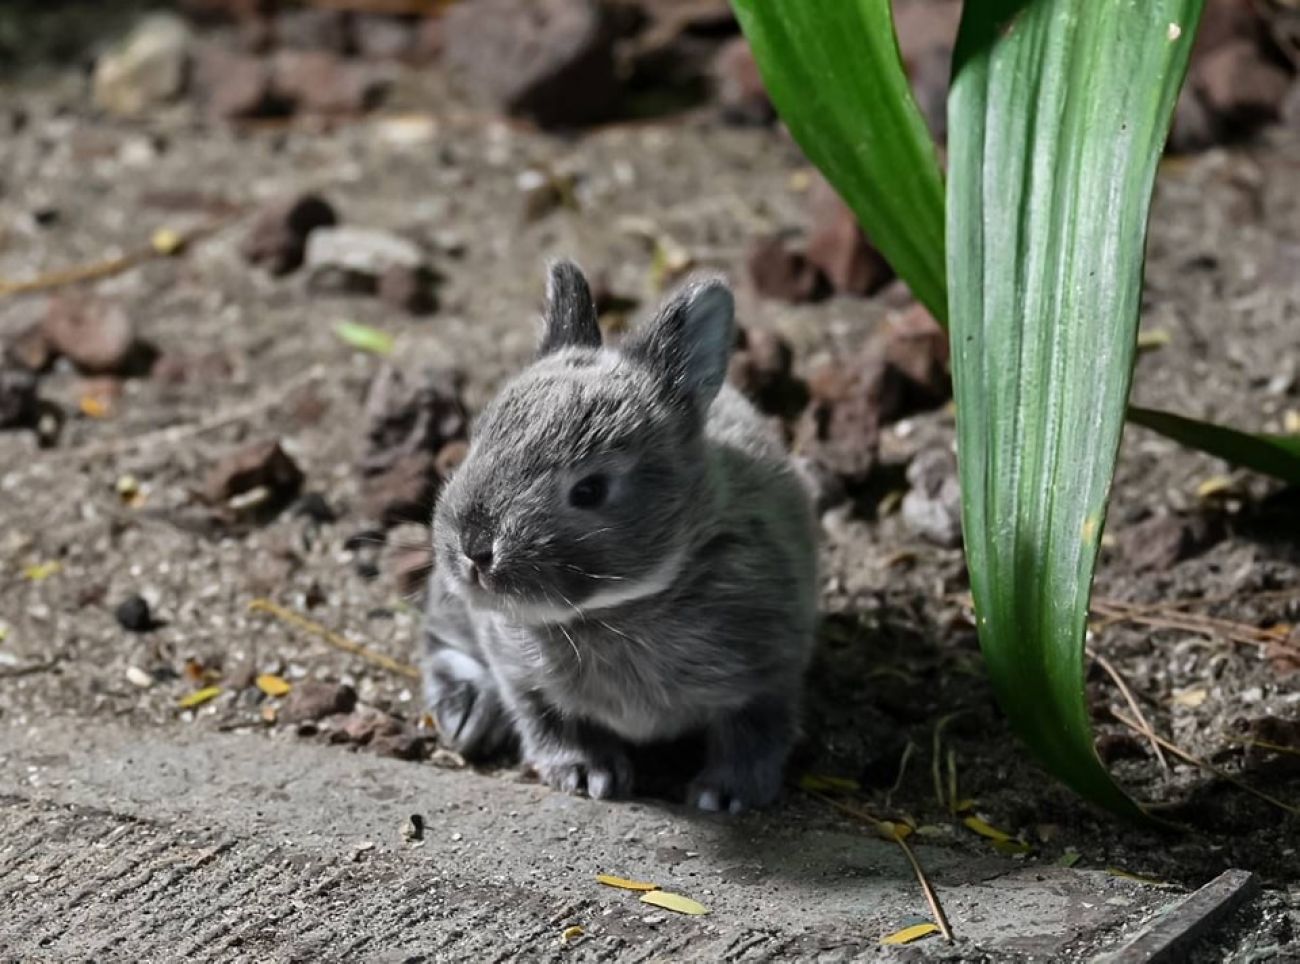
(538, 259, 601, 355)
(625, 276, 735, 412)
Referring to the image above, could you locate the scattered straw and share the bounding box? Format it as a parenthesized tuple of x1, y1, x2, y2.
(1088, 647, 1170, 773)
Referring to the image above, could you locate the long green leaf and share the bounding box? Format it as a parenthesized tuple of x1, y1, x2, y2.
(1129, 406, 1300, 484)
(948, 0, 1202, 818)
(731, 0, 947, 323)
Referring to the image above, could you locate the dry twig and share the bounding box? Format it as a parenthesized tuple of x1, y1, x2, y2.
(248, 598, 421, 680)
(1087, 647, 1170, 773)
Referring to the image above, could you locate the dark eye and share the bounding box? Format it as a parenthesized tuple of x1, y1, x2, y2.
(568, 474, 609, 510)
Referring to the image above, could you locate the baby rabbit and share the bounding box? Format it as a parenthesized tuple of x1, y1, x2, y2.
(422, 261, 817, 812)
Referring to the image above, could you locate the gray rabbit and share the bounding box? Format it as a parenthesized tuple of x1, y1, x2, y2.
(421, 261, 817, 812)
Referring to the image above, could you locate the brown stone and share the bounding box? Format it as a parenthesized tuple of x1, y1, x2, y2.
(203, 439, 305, 505)
(281, 681, 357, 724)
(40, 297, 140, 375)
(713, 37, 772, 125)
(192, 42, 277, 119)
(361, 365, 468, 476)
(805, 176, 893, 297)
(1193, 39, 1291, 128)
(241, 194, 338, 276)
(360, 451, 440, 528)
(272, 49, 389, 115)
(4, 324, 56, 373)
(746, 234, 824, 304)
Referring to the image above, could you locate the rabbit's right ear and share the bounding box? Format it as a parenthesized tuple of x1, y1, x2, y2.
(538, 260, 601, 356)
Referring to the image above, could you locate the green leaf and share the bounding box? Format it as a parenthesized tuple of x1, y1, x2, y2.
(731, 0, 947, 323)
(947, 0, 1202, 818)
(1128, 406, 1300, 485)
(335, 321, 395, 356)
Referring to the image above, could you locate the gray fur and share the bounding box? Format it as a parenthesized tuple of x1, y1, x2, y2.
(422, 260, 817, 811)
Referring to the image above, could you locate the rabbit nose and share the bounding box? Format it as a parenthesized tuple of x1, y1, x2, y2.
(462, 527, 495, 574)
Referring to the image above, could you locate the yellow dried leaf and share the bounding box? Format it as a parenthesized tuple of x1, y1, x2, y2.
(151, 227, 185, 256)
(962, 815, 1013, 842)
(952, 798, 977, 814)
(79, 396, 111, 419)
(22, 561, 61, 582)
(1171, 687, 1208, 708)
(560, 925, 584, 944)
(1195, 475, 1235, 499)
(881, 923, 939, 945)
(1136, 328, 1171, 351)
(1284, 410, 1300, 435)
(596, 874, 658, 892)
(1106, 867, 1173, 887)
(875, 820, 912, 842)
(798, 773, 861, 793)
(256, 673, 292, 697)
(639, 890, 708, 916)
(993, 839, 1033, 856)
(178, 686, 222, 709)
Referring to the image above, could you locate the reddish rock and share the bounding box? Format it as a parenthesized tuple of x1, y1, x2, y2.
(713, 37, 772, 125)
(727, 327, 808, 420)
(241, 193, 338, 275)
(377, 264, 438, 315)
(272, 49, 389, 115)
(384, 524, 435, 598)
(746, 234, 825, 304)
(434, 439, 470, 480)
(805, 177, 893, 297)
(281, 681, 357, 724)
(442, 0, 619, 127)
(272, 7, 351, 53)
(361, 365, 468, 476)
(4, 324, 56, 373)
(40, 297, 141, 375)
(882, 303, 949, 410)
(360, 451, 440, 528)
(1193, 39, 1291, 128)
(340, 707, 406, 744)
(370, 732, 428, 760)
(353, 15, 418, 61)
(193, 43, 277, 119)
(203, 439, 305, 504)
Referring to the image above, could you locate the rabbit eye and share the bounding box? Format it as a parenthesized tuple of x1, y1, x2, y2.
(568, 474, 609, 510)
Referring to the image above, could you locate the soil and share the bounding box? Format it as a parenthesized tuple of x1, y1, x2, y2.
(1, 7, 1298, 962)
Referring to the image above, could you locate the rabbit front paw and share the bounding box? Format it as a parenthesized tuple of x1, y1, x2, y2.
(530, 742, 634, 800)
(422, 649, 514, 759)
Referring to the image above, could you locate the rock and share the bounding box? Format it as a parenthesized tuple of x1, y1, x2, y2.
(713, 38, 772, 125)
(370, 732, 428, 760)
(746, 234, 825, 304)
(901, 447, 962, 548)
(150, 351, 235, 386)
(360, 452, 440, 528)
(353, 15, 419, 61)
(192, 43, 277, 119)
(280, 681, 357, 724)
(41, 297, 148, 376)
(272, 50, 389, 115)
(727, 327, 808, 420)
(360, 365, 468, 476)
(378, 264, 438, 315)
(1117, 513, 1222, 570)
(305, 226, 427, 294)
(203, 440, 305, 505)
(340, 706, 405, 744)
(1168, 88, 1216, 154)
(1193, 39, 1291, 130)
(791, 454, 848, 514)
(294, 492, 337, 524)
(242, 194, 338, 276)
(272, 7, 351, 52)
(4, 324, 56, 373)
(442, 0, 619, 127)
(434, 439, 470, 480)
(93, 14, 193, 117)
(114, 594, 155, 632)
(805, 177, 893, 297)
(881, 303, 950, 411)
(0, 369, 39, 429)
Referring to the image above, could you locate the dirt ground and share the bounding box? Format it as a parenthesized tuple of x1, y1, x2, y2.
(1, 7, 1298, 962)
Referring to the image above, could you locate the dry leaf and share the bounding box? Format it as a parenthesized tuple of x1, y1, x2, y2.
(178, 686, 222, 709)
(1136, 329, 1171, 351)
(151, 227, 185, 256)
(560, 925, 584, 944)
(1106, 867, 1175, 887)
(596, 874, 658, 892)
(22, 561, 61, 582)
(79, 396, 112, 419)
(1195, 475, 1235, 499)
(963, 815, 1030, 852)
(880, 922, 939, 945)
(1171, 687, 1208, 708)
(256, 673, 292, 697)
(639, 890, 708, 916)
(993, 839, 1033, 856)
(875, 820, 913, 842)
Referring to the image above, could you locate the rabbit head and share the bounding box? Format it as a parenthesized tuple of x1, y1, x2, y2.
(432, 260, 735, 625)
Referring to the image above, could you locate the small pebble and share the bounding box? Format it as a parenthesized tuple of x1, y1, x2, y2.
(403, 813, 425, 842)
(125, 665, 154, 689)
(114, 594, 153, 632)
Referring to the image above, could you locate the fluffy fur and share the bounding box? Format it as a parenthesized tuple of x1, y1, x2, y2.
(422, 260, 817, 811)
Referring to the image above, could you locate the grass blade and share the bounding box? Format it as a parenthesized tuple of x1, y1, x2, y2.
(1128, 406, 1300, 485)
(731, 0, 947, 322)
(947, 0, 1203, 817)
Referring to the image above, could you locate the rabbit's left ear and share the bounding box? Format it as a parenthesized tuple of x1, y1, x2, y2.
(624, 276, 735, 414)
(538, 259, 602, 355)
